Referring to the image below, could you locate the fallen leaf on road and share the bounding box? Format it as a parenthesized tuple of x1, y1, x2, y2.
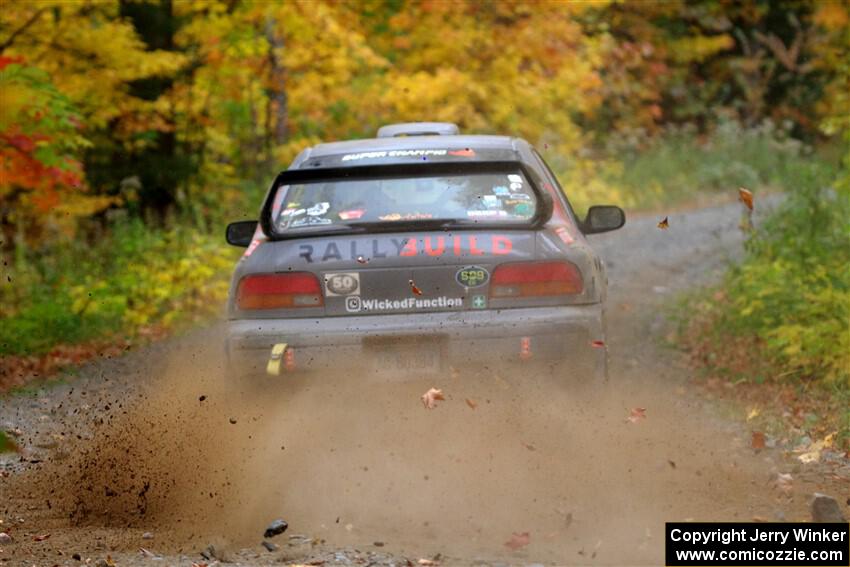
(465, 398, 477, 409)
(738, 187, 754, 210)
(627, 407, 646, 423)
(591, 340, 605, 348)
(796, 433, 834, 463)
(746, 407, 760, 421)
(32, 533, 50, 541)
(773, 473, 793, 496)
(657, 216, 669, 229)
(751, 431, 766, 450)
(421, 388, 445, 409)
(505, 531, 531, 550)
(798, 449, 820, 463)
(409, 279, 424, 296)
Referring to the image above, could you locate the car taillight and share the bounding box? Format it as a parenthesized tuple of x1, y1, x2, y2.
(236, 273, 323, 310)
(490, 261, 583, 297)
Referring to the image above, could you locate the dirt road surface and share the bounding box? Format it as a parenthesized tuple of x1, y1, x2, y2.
(2, 200, 848, 566)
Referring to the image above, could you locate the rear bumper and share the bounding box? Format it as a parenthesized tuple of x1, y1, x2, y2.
(226, 305, 605, 375)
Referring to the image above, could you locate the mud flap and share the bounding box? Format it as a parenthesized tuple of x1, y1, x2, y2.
(266, 343, 288, 376)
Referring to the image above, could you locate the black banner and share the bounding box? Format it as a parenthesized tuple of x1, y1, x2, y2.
(666, 522, 849, 566)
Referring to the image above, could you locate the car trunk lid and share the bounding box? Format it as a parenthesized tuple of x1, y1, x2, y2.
(293, 231, 536, 316)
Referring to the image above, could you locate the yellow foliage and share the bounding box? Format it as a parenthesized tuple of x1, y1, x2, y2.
(667, 34, 735, 63)
(1, 2, 187, 129)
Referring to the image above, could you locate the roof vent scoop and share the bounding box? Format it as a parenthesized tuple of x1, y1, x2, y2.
(376, 122, 460, 138)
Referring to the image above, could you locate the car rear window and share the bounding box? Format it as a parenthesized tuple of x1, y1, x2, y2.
(270, 171, 537, 233)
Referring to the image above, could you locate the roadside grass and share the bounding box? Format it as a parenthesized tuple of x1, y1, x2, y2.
(1, 220, 238, 392)
(0, 430, 19, 453)
(673, 298, 850, 452)
(560, 119, 839, 216)
(671, 158, 850, 451)
(1, 221, 237, 356)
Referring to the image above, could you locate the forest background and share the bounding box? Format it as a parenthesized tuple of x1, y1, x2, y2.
(0, 0, 847, 441)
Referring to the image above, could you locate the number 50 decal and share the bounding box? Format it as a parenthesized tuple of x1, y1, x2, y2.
(324, 272, 360, 296)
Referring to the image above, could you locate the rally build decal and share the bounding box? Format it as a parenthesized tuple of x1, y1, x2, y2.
(297, 235, 515, 263)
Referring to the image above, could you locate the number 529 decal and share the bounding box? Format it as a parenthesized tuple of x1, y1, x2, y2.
(456, 266, 490, 288)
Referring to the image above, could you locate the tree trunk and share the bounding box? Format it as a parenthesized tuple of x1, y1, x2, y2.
(265, 16, 288, 147)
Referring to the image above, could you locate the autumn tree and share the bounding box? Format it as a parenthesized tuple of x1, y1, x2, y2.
(0, 0, 186, 223)
(0, 56, 107, 248)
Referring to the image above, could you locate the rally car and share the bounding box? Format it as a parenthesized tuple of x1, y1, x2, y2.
(224, 122, 624, 381)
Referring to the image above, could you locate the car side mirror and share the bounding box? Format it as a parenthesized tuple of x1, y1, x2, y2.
(582, 206, 625, 234)
(226, 220, 258, 247)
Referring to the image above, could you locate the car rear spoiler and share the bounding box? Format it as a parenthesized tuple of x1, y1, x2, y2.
(259, 161, 554, 240)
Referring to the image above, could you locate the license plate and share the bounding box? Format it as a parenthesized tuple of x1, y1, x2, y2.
(367, 341, 442, 376)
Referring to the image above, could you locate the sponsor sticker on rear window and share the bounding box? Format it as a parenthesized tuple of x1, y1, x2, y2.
(271, 172, 537, 233)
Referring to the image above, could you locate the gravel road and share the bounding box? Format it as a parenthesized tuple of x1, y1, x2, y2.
(2, 198, 848, 567)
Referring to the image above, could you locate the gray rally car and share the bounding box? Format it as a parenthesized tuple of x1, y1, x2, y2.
(224, 122, 624, 381)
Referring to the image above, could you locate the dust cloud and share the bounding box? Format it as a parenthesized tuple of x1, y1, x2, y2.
(11, 329, 779, 565)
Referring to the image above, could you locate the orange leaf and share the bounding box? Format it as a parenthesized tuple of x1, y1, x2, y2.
(465, 398, 477, 409)
(627, 407, 646, 423)
(657, 217, 669, 229)
(751, 431, 766, 450)
(738, 188, 754, 210)
(409, 279, 424, 296)
(421, 388, 445, 409)
(505, 531, 531, 550)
